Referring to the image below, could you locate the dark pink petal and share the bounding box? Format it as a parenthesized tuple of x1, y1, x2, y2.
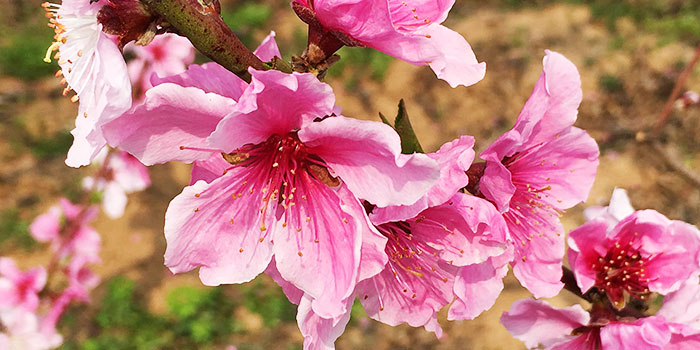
(567, 220, 610, 293)
(600, 317, 671, 350)
(151, 62, 246, 101)
(371, 135, 474, 224)
(500, 299, 589, 349)
(163, 173, 275, 285)
(299, 116, 439, 207)
(209, 70, 335, 153)
(103, 84, 236, 165)
(297, 294, 352, 350)
(272, 183, 363, 319)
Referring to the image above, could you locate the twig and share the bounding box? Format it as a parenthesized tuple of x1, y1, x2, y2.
(561, 266, 593, 303)
(649, 141, 700, 189)
(653, 43, 700, 136)
(142, 0, 264, 83)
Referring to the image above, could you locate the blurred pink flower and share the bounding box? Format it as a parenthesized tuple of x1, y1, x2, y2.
(568, 210, 700, 309)
(43, 0, 132, 167)
(292, 0, 485, 87)
(0, 308, 62, 350)
(470, 50, 600, 298)
(29, 198, 101, 262)
(0, 258, 46, 312)
(125, 33, 195, 98)
(83, 149, 151, 219)
(104, 33, 439, 319)
(501, 299, 672, 350)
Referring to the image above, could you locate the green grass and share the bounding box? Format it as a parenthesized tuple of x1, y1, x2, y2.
(0, 24, 57, 81)
(0, 208, 35, 252)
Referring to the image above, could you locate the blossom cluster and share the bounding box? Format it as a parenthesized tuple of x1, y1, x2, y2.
(30, 0, 700, 349)
(501, 188, 700, 349)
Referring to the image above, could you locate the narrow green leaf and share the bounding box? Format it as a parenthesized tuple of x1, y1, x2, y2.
(393, 99, 424, 154)
(378, 112, 392, 126)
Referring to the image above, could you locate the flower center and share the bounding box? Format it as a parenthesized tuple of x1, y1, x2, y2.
(374, 220, 453, 302)
(591, 236, 654, 308)
(218, 133, 339, 240)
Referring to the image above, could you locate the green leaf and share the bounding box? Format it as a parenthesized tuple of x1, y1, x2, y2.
(378, 112, 392, 126)
(393, 99, 423, 154)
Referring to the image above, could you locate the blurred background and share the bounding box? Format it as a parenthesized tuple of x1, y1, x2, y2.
(1, 0, 699, 349)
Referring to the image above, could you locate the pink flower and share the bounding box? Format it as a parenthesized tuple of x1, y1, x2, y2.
(125, 33, 195, 98)
(501, 299, 672, 350)
(83, 149, 151, 218)
(568, 210, 700, 308)
(0, 258, 46, 312)
(0, 308, 62, 350)
(43, 0, 132, 167)
(28, 198, 101, 262)
(104, 34, 439, 319)
(357, 193, 510, 336)
(292, 0, 485, 87)
(468, 50, 600, 298)
(658, 278, 700, 331)
(287, 136, 511, 349)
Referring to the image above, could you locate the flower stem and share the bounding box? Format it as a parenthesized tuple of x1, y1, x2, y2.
(141, 0, 264, 82)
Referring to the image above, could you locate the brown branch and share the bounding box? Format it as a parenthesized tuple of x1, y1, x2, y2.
(142, 0, 264, 83)
(649, 141, 700, 189)
(653, 43, 700, 136)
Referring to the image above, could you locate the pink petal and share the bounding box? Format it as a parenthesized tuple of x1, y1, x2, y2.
(163, 174, 274, 286)
(103, 84, 236, 165)
(29, 206, 62, 243)
(449, 245, 512, 320)
(272, 183, 363, 319)
(424, 25, 486, 88)
(189, 153, 230, 185)
(209, 70, 335, 152)
(299, 116, 439, 207)
(481, 50, 582, 161)
(297, 294, 352, 350)
(265, 258, 304, 305)
(371, 135, 474, 224)
(658, 277, 700, 330)
(151, 62, 246, 101)
(567, 220, 610, 293)
(600, 317, 671, 350)
(65, 31, 132, 167)
(253, 31, 282, 62)
(583, 187, 635, 225)
(500, 299, 589, 349)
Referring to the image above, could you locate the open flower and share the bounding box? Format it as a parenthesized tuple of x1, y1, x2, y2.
(468, 50, 600, 298)
(292, 0, 485, 87)
(43, 0, 132, 167)
(0, 259, 46, 312)
(104, 34, 439, 319)
(287, 136, 511, 349)
(501, 299, 673, 350)
(569, 210, 700, 309)
(0, 308, 62, 350)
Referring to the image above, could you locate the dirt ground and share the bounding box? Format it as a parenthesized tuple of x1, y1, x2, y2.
(1, 1, 699, 349)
